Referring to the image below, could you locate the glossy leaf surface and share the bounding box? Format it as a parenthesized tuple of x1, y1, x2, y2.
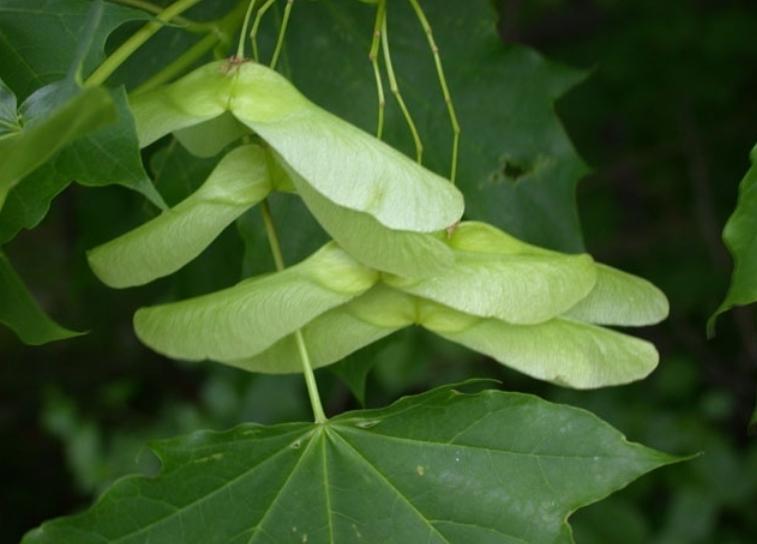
(88, 145, 272, 288)
(130, 60, 464, 233)
(23, 382, 679, 544)
(134, 243, 379, 362)
(0, 251, 82, 345)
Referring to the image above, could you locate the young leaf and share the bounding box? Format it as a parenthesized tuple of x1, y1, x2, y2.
(564, 263, 669, 326)
(709, 144, 757, 333)
(134, 243, 379, 362)
(0, 251, 83, 345)
(88, 145, 272, 288)
(22, 382, 681, 544)
(130, 60, 464, 233)
(0, 85, 115, 210)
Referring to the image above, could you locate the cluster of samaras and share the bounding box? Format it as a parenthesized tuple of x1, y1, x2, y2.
(89, 58, 668, 389)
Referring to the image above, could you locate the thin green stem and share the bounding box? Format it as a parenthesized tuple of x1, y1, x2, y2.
(269, 0, 293, 69)
(381, 15, 423, 163)
(294, 330, 326, 423)
(111, 0, 210, 33)
(85, 0, 204, 86)
(369, 0, 386, 138)
(260, 200, 286, 270)
(407, 0, 460, 183)
(251, 0, 277, 62)
(131, 1, 248, 94)
(260, 200, 327, 424)
(236, 0, 258, 58)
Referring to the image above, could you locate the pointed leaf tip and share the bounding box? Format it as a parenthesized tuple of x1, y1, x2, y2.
(0, 252, 84, 345)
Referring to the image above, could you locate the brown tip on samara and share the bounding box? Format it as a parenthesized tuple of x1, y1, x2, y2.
(445, 221, 460, 238)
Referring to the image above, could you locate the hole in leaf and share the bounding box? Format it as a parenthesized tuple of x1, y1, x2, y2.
(502, 159, 530, 181)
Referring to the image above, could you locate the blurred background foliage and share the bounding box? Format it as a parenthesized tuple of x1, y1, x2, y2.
(1, 0, 756, 542)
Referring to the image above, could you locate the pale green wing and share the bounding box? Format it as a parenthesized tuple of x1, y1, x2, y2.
(134, 243, 379, 362)
(132, 61, 463, 231)
(385, 250, 596, 324)
(289, 163, 454, 277)
(228, 62, 464, 232)
(226, 309, 398, 374)
(173, 112, 249, 158)
(444, 221, 667, 326)
(564, 264, 669, 326)
(129, 62, 235, 147)
(419, 300, 658, 389)
(88, 144, 272, 288)
(228, 284, 415, 373)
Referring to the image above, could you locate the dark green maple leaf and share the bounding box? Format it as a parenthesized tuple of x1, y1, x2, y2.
(0, 250, 82, 345)
(23, 382, 682, 544)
